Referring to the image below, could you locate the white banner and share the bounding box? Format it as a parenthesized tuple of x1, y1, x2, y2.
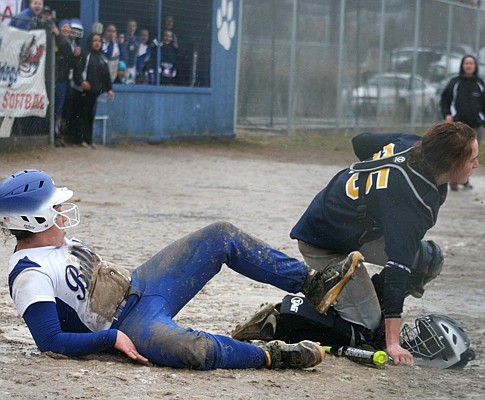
(0, 25, 49, 117)
(1, 0, 21, 26)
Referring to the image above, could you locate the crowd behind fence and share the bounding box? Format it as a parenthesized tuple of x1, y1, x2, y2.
(236, 0, 485, 132)
(0, 0, 212, 145)
(3, 0, 485, 145)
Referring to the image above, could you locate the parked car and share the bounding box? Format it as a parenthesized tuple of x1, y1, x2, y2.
(390, 46, 442, 79)
(428, 52, 464, 81)
(351, 72, 437, 119)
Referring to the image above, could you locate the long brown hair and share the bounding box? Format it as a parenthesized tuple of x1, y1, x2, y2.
(408, 122, 476, 178)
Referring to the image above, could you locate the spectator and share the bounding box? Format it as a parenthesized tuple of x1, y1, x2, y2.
(440, 54, 485, 191)
(69, 18, 84, 51)
(163, 15, 179, 49)
(40, 5, 54, 23)
(9, 0, 43, 31)
(53, 19, 76, 147)
(102, 23, 125, 82)
(160, 29, 178, 85)
(70, 33, 115, 148)
(122, 18, 140, 84)
(61, 18, 84, 144)
(136, 28, 152, 83)
(114, 60, 127, 84)
(9, 0, 55, 137)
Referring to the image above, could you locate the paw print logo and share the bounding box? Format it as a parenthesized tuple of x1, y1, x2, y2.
(217, 0, 236, 51)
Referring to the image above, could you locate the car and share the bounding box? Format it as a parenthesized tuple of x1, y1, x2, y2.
(351, 72, 437, 119)
(390, 46, 442, 79)
(428, 52, 464, 81)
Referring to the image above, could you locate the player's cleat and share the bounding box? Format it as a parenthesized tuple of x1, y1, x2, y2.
(260, 340, 325, 369)
(303, 251, 363, 314)
(231, 303, 278, 341)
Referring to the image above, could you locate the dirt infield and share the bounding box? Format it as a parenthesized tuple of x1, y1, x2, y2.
(0, 136, 484, 399)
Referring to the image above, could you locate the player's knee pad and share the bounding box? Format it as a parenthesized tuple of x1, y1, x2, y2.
(408, 240, 444, 298)
(413, 240, 444, 280)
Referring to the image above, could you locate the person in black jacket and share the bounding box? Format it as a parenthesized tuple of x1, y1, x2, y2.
(440, 55, 485, 190)
(54, 20, 77, 146)
(70, 33, 115, 147)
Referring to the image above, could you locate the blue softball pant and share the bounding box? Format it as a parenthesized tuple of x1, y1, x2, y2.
(115, 221, 308, 370)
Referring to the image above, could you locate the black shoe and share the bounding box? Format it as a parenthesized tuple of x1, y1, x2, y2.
(260, 340, 325, 369)
(231, 303, 278, 341)
(54, 138, 66, 147)
(303, 251, 363, 314)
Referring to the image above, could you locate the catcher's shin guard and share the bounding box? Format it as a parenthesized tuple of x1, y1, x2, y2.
(260, 340, 325, 369)
(303, 251, 363, 314)
(231, 303, 278, 341)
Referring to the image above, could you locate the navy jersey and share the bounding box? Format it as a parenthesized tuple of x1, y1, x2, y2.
(290, 132, 448, 269)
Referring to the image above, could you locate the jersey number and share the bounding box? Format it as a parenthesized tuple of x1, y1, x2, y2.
(346, 143, 395, 200)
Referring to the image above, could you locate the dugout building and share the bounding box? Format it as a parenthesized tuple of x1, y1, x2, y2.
(42, 0, 240, 144)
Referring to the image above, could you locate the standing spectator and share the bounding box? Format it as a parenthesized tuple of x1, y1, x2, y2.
(135, 28, 152, 83)
(70, 33, 115, 148)
(163, 15, 179, 49)
(40, 5, 54, 23)
(9, 0, 43, 31)
(122, 19, 140, 84)
(69, 18, 84, 49)
(160, 29, 178, 85)
(102, 24, 125, 82)
(61, 18, 83, 144)
(114, 61, 127, 84)
(9, 0, 55, 137)
(53, 20, 76, 147)
(440, 55, 485, 190)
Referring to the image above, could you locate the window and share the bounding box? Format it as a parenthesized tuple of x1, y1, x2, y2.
(99, 0, 212, 87)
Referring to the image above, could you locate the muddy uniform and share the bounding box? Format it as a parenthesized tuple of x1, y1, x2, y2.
(9, 222, 309, 369)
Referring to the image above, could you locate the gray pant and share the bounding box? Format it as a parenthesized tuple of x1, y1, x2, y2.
(298, 240, 384, 331)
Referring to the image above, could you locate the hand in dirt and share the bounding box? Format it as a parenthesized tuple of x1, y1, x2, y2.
(387, 343, 414, 365)
(115, 330, 150, 365)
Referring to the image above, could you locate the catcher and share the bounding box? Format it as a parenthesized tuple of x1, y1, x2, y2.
(0, 169, 361, 370)
(234, 122, 479, 366)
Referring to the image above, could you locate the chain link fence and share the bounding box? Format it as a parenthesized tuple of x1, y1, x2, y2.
(237, 0, 485, 133)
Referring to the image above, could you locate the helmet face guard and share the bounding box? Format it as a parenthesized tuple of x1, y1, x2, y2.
(0, 170, 80, 233)
(69, 18, 84, 38)
(401, 314, 475, 369)
(53, 202, 80, 230)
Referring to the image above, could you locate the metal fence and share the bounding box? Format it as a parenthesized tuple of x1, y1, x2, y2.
(236, 0, 485, 132)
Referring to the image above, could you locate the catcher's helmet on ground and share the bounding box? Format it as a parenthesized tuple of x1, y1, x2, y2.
(400, 314, 475, 369)
(0, 170, 79, 233)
